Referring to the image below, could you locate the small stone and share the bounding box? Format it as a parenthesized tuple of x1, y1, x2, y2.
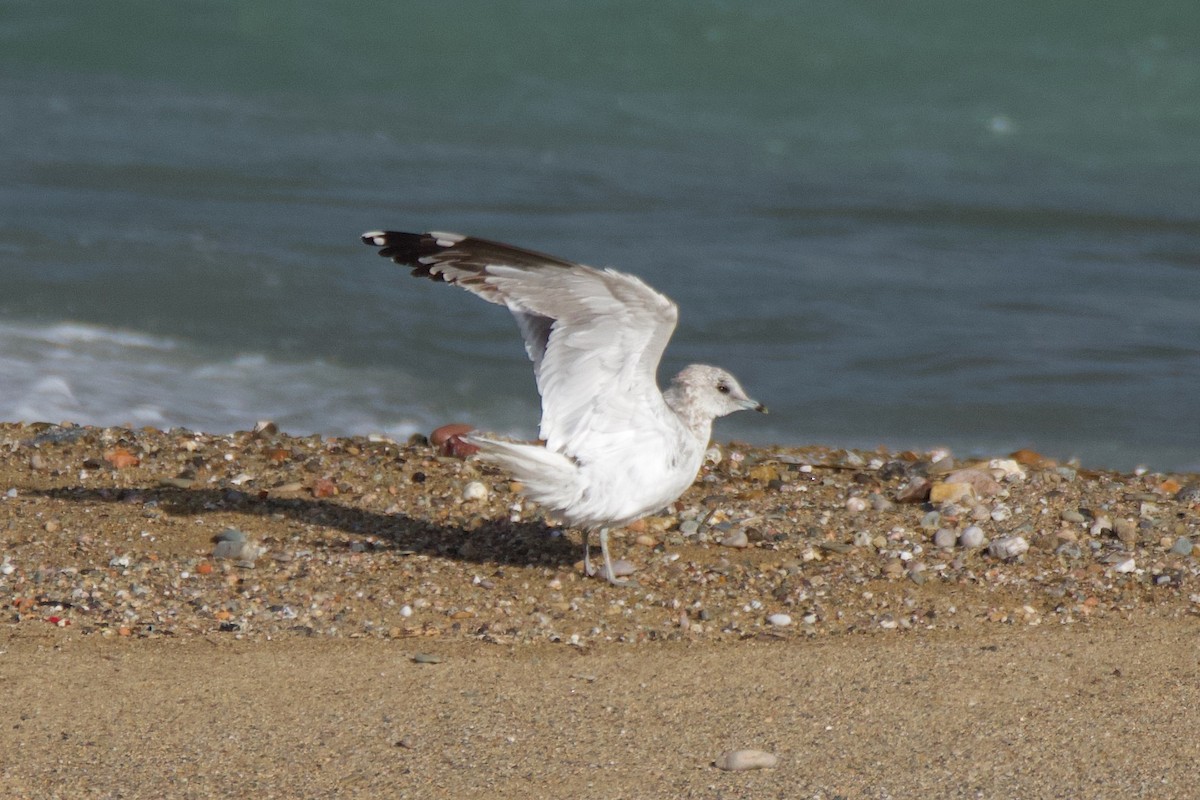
(680, 519, 700, 536)
(399, 604, 414, 618)
(844, 496, 867, 514)
(604, 559, 637, 578)
(987, 458, 1026, 481)
(1171, 537, 1193, 556)
(990, 504, 1012, 522)
(29, 453, 46, 470)
(959, 525, 985, 549)
(853, 531, 874, 549)
(158, 477, 195, 490)
(932, 528, 957, 549)
(1112, 558, 1136, 574)
(312, 477, 338, 498)
(214, 528, 247, 544)
(1174, 484, 1200, 505)
(748, 464, 779, 483)
(895, 479, 931, 503)
(714, 750, 778, 771)
(929, 482, 974, 505)
(989, 535, 1029, 560)
(462, 481, 488, 501)
(103, 447, 140, 469)
(1114, 519, 1138, 546)
(634, 534, 656, 547)
(1010, 448, 1052, 468)
(411, 652, 444, 664)
(868, 493, 893, 511)
(1061, 509, 1086, 524)
(920, 511, 940, 530)
(430, 423, 477, 458)
(1055, 542, 1083, 559)
(943, 468, 1002, 497)
(719, 530, 749, 549)
(766, 613, 792, 627)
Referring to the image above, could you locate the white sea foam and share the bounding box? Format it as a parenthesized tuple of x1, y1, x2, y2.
(0, 320, 437, 438)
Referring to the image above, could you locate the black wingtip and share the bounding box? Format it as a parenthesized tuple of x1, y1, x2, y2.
(360, 230, 472, 281)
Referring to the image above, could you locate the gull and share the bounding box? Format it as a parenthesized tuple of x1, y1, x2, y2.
(362, 230, 766, 586)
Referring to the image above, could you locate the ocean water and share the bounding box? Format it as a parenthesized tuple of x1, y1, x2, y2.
(2, 2, 1198, 471)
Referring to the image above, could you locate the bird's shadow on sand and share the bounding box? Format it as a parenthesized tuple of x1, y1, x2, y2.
(32, 484, 580, 570)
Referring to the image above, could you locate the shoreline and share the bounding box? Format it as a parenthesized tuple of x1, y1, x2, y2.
(1, 420, 1197, 643)
(2, 421, 1198, 797)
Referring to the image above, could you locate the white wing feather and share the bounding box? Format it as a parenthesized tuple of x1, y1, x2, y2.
(363, 231, 680, 464)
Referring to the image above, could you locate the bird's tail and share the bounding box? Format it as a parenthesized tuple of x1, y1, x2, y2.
(467, 436, 581, 514)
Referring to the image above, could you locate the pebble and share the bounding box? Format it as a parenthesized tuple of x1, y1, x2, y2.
(920, 511, 940, 530)
(719, 530, 749, 549)
(959, 525, 985, 548)
(1061, 509, 1086, 524)
(895, 479, 931, 503)
(1171, 537, 1193, 556)
(853, 531, 874, 549)
(214, 528, 247, 543)
(606, 559, 637, 578)
(679, 519, 701, 536)
(943, 468, 1002, 497)
(990, 504, 1013, 522)
(1055, 542, 1083, 559)
(714, 750, 778, 771)
(987, 458, 1026, 481)
(462, 481, 488, 501)
(430, 423, 478, 458)
(869, 493, 893, 511)
(1174, 484, 1200, 504)
(766, 613, 792, 627)
(411, 652, 444, 664)
(932, 528, 957, 549)
(989, 536, 1029, 560)
(844, 496, 867, 514)
(929, 481, 973, 505)
(1113, 558, 1137, 574)
(1114, 519, 1138, 546)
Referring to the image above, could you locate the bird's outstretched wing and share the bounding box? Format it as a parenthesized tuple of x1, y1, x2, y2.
(362, 231, 680, 460)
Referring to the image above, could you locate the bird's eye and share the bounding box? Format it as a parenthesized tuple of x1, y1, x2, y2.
(717, 383, 730, 394)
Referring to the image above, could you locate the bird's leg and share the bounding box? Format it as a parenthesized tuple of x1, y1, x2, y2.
(582, 528, 596, 577)
(598, 527, 636, 587)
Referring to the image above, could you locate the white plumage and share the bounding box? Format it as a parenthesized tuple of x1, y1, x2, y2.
(362, 230, 765, 585)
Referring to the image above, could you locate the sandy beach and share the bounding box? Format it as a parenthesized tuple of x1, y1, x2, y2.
(2, 422, 1198, 798)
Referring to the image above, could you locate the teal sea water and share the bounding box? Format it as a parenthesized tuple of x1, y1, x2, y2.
(2, 2, 1198, 470)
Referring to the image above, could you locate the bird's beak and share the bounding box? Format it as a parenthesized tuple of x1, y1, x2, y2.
(744, 398, 768, 414)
